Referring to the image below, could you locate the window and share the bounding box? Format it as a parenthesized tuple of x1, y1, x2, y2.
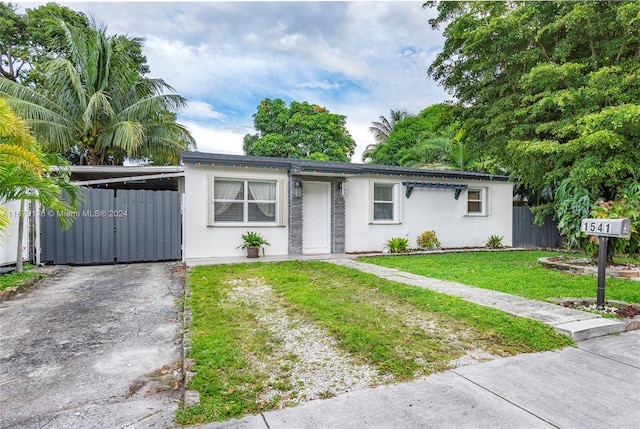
(371, 182, 400, 223)
(467, 188, 486, 215)
(209, 177, 282, 225)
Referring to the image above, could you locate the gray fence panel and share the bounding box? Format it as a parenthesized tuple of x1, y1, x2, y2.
(41, 188, 181, 265)
(512, 206, 563, 248)
(115, 189, 181, 262)
(41, 188, 115, 264)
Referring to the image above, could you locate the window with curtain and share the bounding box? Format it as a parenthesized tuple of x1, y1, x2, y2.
(212, 178, 278, 223)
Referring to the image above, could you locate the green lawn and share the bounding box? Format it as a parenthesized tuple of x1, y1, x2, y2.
(0, 264, 41, 292)
(360, 250, 640, 305)
(179, 260, 573, 425)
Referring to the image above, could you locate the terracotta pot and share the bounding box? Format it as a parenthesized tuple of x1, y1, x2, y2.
(246, 246, 260, 258)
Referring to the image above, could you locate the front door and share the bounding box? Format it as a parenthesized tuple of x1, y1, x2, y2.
(302, 181, 331, 254)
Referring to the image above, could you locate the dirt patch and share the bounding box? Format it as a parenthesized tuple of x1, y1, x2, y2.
(553, 298, 640, 319)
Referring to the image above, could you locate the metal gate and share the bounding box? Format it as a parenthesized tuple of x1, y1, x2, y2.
(41, 188, 181, 264)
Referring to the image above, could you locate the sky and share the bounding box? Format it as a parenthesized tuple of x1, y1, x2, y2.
(15, 1, 451, 162)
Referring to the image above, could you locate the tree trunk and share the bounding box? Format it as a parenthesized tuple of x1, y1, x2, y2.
(16, 199, 25, 273)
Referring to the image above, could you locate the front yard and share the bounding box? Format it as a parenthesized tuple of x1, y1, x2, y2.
(361, 250, 640, 305)
(179, 259, 572, 425)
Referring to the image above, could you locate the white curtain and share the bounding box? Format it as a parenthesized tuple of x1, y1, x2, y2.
(214, 181, 243, 215)
(248, 182, 276, 217)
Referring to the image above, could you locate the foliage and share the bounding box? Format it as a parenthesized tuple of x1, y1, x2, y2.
(181, 261, 572, 424)
(553, 177, 640, 261)
(362, 109, 414, 162)
(0, 98, 79, 224)
(0, 2, 91, 84)
(554, 178, 592, 251)
(0, 264, 41, 292)
(385, 237, 409, 253)
(237, 231, 270, 249)
(365, 104, 449, 166)
(590, 181, 640, 260)
(243, 98, 356, 162)
(0, 98, 80, 271)
(425, 1, 640, 208)
(485, 235, 504, 249)
(0, 17, 194, 165)
(416, 230, 440, 250)
(362, 251, 640, 305)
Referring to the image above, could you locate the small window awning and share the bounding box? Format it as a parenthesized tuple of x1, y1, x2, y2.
(402, 181, 468, 199)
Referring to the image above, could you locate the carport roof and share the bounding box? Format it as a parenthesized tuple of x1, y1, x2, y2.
(63, 165, 184, 191)
(180, 151, 510, 182)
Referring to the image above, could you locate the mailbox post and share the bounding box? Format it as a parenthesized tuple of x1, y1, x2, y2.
(580, 218, 631, 309)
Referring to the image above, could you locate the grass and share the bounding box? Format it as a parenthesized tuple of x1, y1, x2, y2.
(360, 250, 640, 305)
(0, 264, 41, 292)
(178, 260, 573, 425)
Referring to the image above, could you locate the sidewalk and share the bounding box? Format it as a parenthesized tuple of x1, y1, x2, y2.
(190, 258, 640, 429)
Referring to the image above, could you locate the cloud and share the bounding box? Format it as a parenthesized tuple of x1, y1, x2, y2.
(181, 100, 226, 122)
(32, 1, 451, 161)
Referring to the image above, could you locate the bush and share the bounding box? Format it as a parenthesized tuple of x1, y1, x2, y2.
(416, 230, 440, 250)
(485, 234, 504, 249)
(385, 237, 409, 253)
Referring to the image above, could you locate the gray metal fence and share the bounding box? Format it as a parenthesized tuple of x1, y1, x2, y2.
(512, 205, 562, 248)
(41, 188, 181, 264)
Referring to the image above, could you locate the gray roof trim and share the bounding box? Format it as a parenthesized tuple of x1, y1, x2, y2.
(180, 151, 510, 182)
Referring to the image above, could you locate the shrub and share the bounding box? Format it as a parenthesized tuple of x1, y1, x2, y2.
(385, 237, 409, 253)
(485, 234, 504, 249)
(416, 230, 441, 250)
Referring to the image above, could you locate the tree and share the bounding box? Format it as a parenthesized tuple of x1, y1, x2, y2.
(0, 18, 194, 165)
(0, 2, 92, 84)
(425, 1, 640, 218)
(0, 98, 79, 272)
(243, 98, 356, 162)
(362, 109, 414, 162)
(365, 104, 449, 166)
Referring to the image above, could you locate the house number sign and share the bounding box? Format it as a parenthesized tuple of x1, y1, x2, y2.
(580, 218, 631, 238)
(580, 217, 631, 309)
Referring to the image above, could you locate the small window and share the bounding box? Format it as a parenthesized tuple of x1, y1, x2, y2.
(467, 188, 486, 215)
(371, 182, 400, 223)
(209, 177, 279, 225)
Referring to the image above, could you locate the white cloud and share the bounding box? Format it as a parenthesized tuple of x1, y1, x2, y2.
(21, 1, 451, 163)
(182, 100, 226, 121)
(181, 121, 245, 155)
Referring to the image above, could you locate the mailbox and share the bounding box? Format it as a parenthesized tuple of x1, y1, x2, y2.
(580, 218, 631, 238)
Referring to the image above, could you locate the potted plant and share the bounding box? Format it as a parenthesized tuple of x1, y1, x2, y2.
(238, 231, 270, 258)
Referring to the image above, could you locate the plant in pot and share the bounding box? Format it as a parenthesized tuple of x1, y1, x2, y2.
(238, 231, 270, 258)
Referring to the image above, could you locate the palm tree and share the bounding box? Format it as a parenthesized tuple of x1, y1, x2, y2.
(362, 109, 413, 162)
(402, 134, 479, 172)
(0, 99, 79, 272)
(0, 19, 194, 165)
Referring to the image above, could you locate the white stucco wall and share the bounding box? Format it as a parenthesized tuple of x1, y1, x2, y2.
(0, 199, 30, 266)
(184, 164, 290, 262)
(344, 176, 513, 252)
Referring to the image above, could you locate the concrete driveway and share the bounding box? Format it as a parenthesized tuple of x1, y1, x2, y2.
(0, 263, 183, 429)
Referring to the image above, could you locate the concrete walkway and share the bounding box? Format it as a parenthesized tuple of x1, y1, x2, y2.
(191, 257, 640, 429)
(327, 258, 628, 341)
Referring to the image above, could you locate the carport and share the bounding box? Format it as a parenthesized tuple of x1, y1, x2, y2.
(38, 166, 184, 265)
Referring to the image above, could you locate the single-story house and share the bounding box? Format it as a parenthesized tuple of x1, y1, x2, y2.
(181, 152, 513, 263)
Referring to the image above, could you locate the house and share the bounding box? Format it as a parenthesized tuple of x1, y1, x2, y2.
(181, 152, 513, 263)
(0, 199, 29, 269)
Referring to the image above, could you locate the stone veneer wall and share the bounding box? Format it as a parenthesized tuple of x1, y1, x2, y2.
(288, 176, 303, 255)
(288, 176, 345, 255)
